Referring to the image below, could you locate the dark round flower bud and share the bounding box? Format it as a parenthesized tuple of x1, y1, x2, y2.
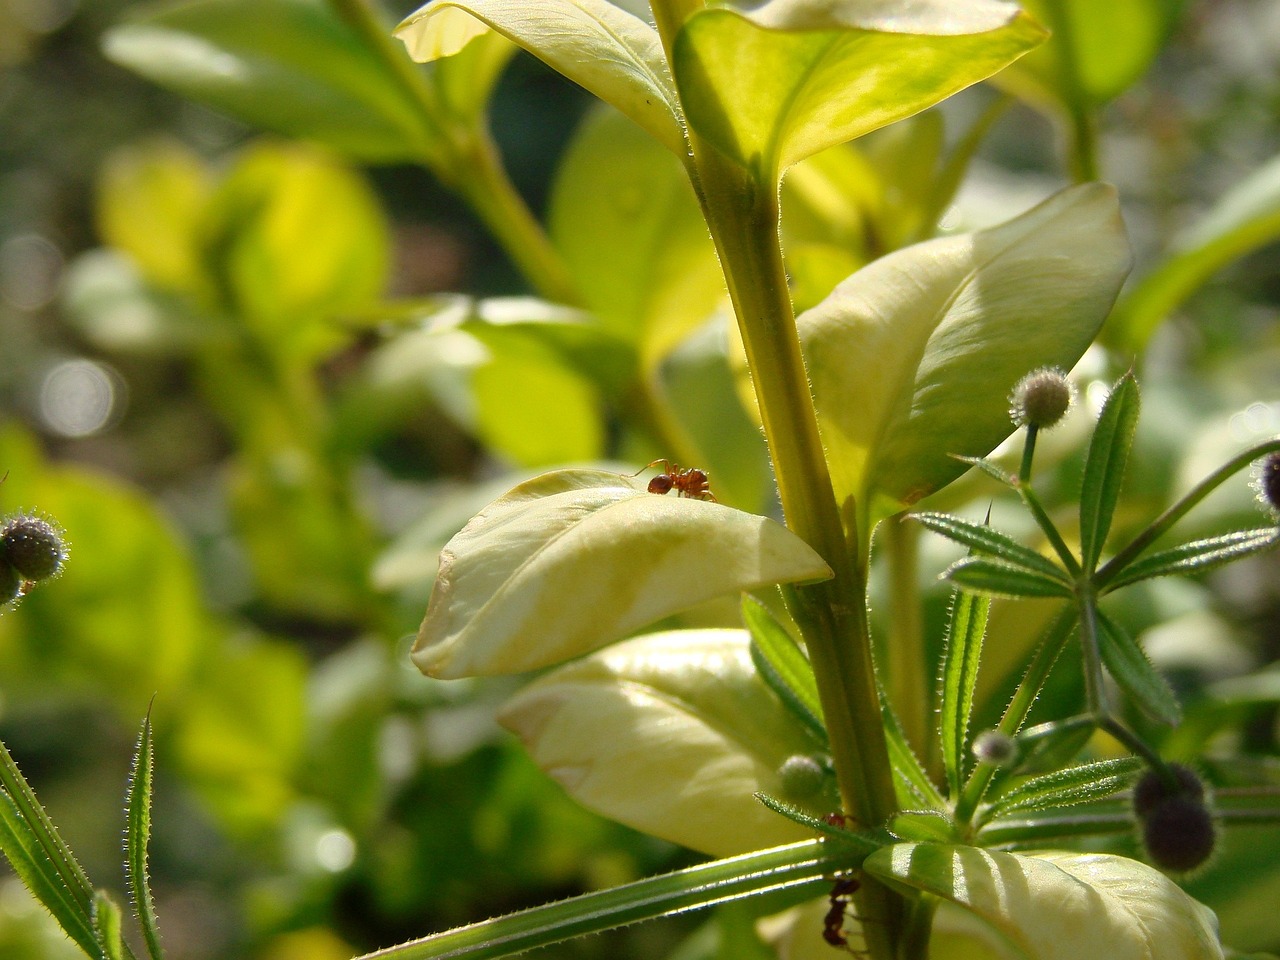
(0, 514, 68, 582)
(1131, 763, 1204, 818)
(971, 729, 1018, 768)
(1, 559, 20, 605)
(1257, 452, 1280, 517)
(1009, 368, 1074, 429)
(1140, 794, 1217, 874)
(777, 754, 827, 801)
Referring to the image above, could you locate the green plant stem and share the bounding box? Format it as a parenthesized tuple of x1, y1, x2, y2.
(885, 518, 929, 765)
(327, 0, 578, 305)
(1019, 425, 1039, 482)
(1040, 0, 1099, 182)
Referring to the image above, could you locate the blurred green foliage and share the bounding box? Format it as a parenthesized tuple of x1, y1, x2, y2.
(1, 0, 1279, 957)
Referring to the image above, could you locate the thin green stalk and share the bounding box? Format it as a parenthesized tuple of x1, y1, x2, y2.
(1040, 0, 1099, 182)
(327, 0, 578, 305)
(885, 518, 929, 765)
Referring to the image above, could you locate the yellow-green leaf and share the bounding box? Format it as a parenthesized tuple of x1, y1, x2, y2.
(800, 183, 1130, 535)
(396, 0, 685, 156)
(412, 468, 832, 677)
(864, 844, 1224, 960)
(673, 0, 1045, 180)
(499, 629, 833, 857)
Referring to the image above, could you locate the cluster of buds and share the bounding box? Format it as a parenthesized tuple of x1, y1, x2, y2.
(1, 513, 68, 606)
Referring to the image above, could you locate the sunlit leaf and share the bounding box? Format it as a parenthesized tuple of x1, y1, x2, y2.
(413, 468, 832, 677)
(548, 107, 724, 366)
(800, 184, 1130, 536)
(125, 714, 164, 960)
(1079, 373, 1140, 573)
(104, 0, 440, 163)
(396, 0, 685, 156)
(673, 0, 1044, 179)
(1111, 153, 1280, 351)
(914, 512, 1069, 582)
(499, 629, 838, 856)
(864, 844, 1225, 960)
(742, 595, 826, 744)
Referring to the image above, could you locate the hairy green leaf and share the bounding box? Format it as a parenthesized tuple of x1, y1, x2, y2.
(1079, 373, 1140, 573)
(93, 890, 128, 960)
(914, 512, 1069, 582)
(944, 556, 1074, 599)
(1105, 528, 1280, 591)
(1095, 611, 1181, 726)
(985, 757, 1142, 820)
(940, 590, 992, 796)
(126, 714, 164, 960)
(742, 595, 827, 745)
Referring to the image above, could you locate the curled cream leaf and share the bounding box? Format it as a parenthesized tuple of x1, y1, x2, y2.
(499, 629, 835, 857)
(413, 468, 832, 677)
(864, 844, 1224, 960)
(673, 0, 1044, 179)
(395, 0, 685, 156)
(800, 183, 1130, 535)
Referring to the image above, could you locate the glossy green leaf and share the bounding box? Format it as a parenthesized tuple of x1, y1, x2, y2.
(125, 715, 163, 960)
(673, 0, 1045, 179)
(103, 0, 440, 163)
(944, 556, 1074, 600)
(998, 0, 1186, 110)
(396, 0, 685, 156)
(742, 595, 826, 744)
(1079, 373, 1140, 573)
(1112, 153, 1280, 351)
(1095, 611, 1181, 726)
(1105, 528, 1280, 591)
(413, 468, 832, 677)
(499, 629, 838, 856)
(985, 756, 1142, 819)
(548, 107, 724, 366)
(940, 590, 991, 797)
(800, 184, 1130, 535)
(864, 844, 1225, 960)
(914, 512, 1070, 582)
(887, 810, 958, 843)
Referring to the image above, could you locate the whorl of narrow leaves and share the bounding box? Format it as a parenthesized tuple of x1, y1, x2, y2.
(1010, 367, 1073, 429)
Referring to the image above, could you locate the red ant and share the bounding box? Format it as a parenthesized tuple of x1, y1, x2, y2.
(822, 876, 862, 952)
(633, 460, 717, 501)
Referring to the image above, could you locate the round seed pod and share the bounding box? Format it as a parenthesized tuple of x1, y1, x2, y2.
(1009, 367, 1074, 429)
(1257, 452, 1280, 516)
(1, 559, 20, 604)
(0, 514, 68, 582)
(1140, 794, 1217, 874)
(1131, 763, 1205, 818)
(777, 754, 827, 802)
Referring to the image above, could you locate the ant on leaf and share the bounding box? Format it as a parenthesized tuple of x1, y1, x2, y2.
(632, 460, 717, 501)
